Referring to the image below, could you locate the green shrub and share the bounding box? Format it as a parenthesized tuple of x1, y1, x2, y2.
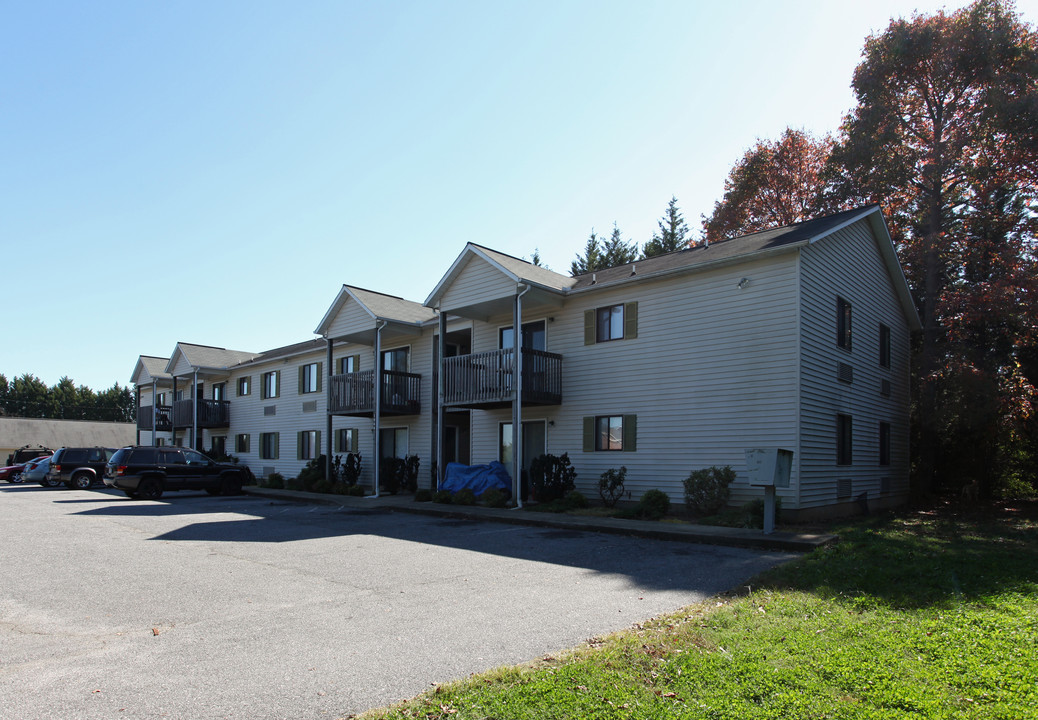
(403, 455, 420, 492)
(265, 472, 285, 489)
(333, 452, 362, 487)
(454, 488, 477, 506)
(433, 489, 453, 504)
(346, 485, 366, 497)
(414, 488, 433, 502)
(480, 487, 508, 508)
(564, 490, 589, 509)
(297, 455, 327, 490)
(529, 453, 577, 503)
(313, 478, 334, 494)
(683, 465, 735, 515)
(636, 488, 671, 520)
(598, 466, 627, 507)
(286, 477, 304, 491)
(380, 456, 406, 494)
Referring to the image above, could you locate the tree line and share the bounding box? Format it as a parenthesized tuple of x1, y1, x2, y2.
(570, 0, 1038, 499)
(0, 373, 136, 423)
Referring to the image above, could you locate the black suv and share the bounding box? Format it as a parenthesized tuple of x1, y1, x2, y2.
(47, 447, 117, 489)
(104, 446, 248, 500)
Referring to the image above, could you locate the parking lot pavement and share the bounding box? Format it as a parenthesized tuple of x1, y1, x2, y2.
(0, 485, 799, 719)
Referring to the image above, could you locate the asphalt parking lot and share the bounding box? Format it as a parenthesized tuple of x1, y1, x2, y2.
(0, 484, 798, 719)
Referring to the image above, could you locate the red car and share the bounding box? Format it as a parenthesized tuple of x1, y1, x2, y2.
(0, 462, 29, 483)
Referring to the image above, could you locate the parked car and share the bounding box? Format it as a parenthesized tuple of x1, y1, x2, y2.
(104, 446, 249, 500)
(6, 446, 53, 466)
(46, 447, 117, 489)
(0, 462, 29, 483)
(20, 455, 54, 485)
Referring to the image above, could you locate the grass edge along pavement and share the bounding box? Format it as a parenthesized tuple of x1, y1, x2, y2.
(352, 501, 1038, 720)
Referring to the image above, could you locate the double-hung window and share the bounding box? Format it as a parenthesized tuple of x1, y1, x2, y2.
(237, 376, 251, 396)
(837, 414, 853, 465)
(582, 415, 637, 452)
(879, 323, 891, 368)
(262, 371, 279, 399)
(837, 297, 852, 350)
(298, 430, 319, 460)
(260, 432, 279, 460)
(585, 302, 638, 344)
(299, 362, 321, 394)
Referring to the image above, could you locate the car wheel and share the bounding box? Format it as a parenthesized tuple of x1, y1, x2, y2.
(137, 478, 163, 500)
(71, 472, 93, 490)
(124, 490, 139, 499)
(39, 478, 53, 487)
(10, 473, 24, 484)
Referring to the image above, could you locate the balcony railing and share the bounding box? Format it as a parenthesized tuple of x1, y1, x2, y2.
(328, 369, 422, 416)
(172, 399, 231, 428)
(442, 348, 562, 408)
(137, 405, 173, 431)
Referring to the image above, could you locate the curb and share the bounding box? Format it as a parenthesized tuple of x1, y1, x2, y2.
(242, 487, 837, 552)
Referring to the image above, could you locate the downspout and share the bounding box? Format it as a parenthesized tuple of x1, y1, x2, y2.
(372, 320, 387, 498)
(512, 283, 530, 508)
(192, 370, 199, 451)
(325, 337, 333, 483)
(436, 307, 446, 490)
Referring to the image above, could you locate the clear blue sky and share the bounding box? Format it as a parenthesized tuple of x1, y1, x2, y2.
(3, 0, 1033, 391)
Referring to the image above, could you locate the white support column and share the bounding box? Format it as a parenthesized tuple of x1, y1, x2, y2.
(436, 309, 446, 489)
(325, 337, 333, 482)
(151, 380, 158, 446)
(372, 321, 385, 498)
(192, 370, 199, 450)
(512, 285, 529, 508)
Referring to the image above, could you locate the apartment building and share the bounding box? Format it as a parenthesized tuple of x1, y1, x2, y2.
(130, 205, 919, 518)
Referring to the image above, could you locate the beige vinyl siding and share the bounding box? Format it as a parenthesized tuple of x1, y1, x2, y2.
(439, 255, 518, 313)
(798, 219, 912, 511)
(325, 299, 376, 340)
(461, 254, 801, 507)
(166, 353, 196, 378)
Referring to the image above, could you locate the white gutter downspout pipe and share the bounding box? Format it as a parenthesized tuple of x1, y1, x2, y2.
(192, 370, 199, 451)
(513, 283, 530, 508)
(372, 320, 387, 499)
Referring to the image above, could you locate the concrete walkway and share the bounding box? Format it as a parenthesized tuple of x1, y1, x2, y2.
(244, 487, 837, 552)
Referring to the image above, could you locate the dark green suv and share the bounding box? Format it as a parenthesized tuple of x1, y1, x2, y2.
(104, 446, 248, 500)
(46, 447, 117, 489)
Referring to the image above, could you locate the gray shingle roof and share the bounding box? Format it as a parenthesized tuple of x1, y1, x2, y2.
(174, 343, 259, 370)
(569, 205, 880, 290)
(346, 286, 436, 324)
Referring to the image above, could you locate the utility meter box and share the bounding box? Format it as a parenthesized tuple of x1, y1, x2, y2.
(745, 448, 793, 488)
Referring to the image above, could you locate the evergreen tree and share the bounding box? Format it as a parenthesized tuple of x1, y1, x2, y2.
(601, 223, 638, 268)
(642, 196, 690, 258)
(570, 230, 605, 276)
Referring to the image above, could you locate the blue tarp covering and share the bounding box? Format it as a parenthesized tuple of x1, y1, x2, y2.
(440, 461, 512, 498)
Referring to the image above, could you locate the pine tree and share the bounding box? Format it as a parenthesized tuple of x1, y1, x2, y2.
(642, 196, 690, 258)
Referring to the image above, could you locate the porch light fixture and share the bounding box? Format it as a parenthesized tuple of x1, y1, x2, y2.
(737, 277, 750, 290)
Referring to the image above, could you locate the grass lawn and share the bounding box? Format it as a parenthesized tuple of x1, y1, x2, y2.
(356, 501, 1038, 719)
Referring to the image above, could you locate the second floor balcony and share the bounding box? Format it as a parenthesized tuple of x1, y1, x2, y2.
(442, 348, 562, 409)
(137, 405, 173, 431)
(172, 399, 231, 429)
(328, 369, 422, 417)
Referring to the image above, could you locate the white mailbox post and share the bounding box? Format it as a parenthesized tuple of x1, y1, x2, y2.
(745, 448, 793, 534)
